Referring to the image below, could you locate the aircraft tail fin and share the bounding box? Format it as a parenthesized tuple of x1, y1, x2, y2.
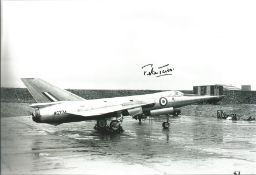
(21, 78, 85, 103)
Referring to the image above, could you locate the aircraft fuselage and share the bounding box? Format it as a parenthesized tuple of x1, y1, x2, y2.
(31, 91, 221, 125)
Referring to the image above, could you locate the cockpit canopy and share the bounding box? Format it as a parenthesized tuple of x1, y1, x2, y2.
(157, 91, 184, 97)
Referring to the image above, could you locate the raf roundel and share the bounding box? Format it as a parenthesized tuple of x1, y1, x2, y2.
(159, 97, 168, 106)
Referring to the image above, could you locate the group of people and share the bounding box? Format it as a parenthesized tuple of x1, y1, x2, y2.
(217, 110, 255, 121)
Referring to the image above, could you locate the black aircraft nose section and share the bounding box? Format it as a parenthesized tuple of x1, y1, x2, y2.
(32, 115, 41, 123)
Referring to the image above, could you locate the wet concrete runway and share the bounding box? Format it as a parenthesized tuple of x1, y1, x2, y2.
(1, 115, 256, 174)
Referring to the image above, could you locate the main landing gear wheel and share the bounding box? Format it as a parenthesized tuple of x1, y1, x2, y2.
(94, 119, 107, 131)
(94, 119, 124, 133)
(162, 122, 170, 129)
(97, 120, 107, 128)
(110, 120, 124, 133)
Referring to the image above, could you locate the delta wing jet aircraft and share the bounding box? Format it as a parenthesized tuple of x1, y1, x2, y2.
(21, 78, 223, 133)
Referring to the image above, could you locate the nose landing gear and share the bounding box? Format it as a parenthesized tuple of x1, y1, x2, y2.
(162, 110, 181, 129)
(162, 115, 170, 129)
(162, 121, 170, 129)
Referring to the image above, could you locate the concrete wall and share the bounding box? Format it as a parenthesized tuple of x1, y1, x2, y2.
(193, 85, 224, 96)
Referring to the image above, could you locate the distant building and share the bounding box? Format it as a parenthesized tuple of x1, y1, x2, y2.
(241, 85, 251, 91)
(193, 84, 242, 95)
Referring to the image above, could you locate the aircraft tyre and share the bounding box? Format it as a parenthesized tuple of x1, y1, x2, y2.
(110, 120, 123, 133)
(97, 119, 107, 128)
(94, 119, 107, 131)
(94, 120, 124, 133)
(162, 122, 170, 129)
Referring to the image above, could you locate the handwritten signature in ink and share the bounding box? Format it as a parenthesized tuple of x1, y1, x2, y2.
(142, 64, 174, 77)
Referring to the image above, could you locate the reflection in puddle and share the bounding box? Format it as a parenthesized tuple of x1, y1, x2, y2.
(1, 115, 256, 174)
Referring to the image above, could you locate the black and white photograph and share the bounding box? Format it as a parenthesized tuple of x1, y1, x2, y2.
(1, 0, 256, 174)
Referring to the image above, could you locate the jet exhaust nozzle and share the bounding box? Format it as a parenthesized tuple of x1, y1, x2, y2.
(32, 109, 41, 123)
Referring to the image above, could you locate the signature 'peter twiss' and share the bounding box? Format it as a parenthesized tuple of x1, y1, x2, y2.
(142, 64, 174, 77)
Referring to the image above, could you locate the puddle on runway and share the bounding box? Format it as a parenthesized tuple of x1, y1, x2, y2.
(1, 115, 256, 174)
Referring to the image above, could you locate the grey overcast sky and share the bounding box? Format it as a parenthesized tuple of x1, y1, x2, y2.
(1, 0, 256, 90)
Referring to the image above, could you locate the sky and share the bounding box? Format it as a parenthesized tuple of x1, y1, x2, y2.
(1, 0, 256, 90)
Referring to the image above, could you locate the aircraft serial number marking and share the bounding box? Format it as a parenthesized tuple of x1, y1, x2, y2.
(54, 110, 66, 115)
